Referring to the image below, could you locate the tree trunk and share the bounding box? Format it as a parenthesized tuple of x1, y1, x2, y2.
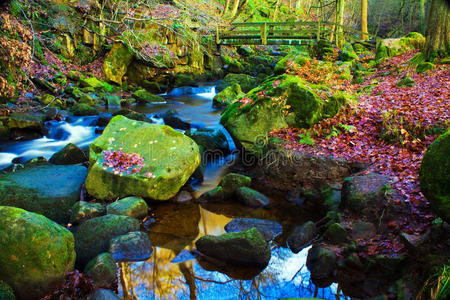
(425, 0, 450, 59)
(229, 0, 240, 19)
(223, 0, 230, 16)
(361, 0, 368, 40)
(336, 0, 345, 47)
(273, 0, 282, 20)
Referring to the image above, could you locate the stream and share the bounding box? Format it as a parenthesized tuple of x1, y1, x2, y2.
(0, 83, 342, 299)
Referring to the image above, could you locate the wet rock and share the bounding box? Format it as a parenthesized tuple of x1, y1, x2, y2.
(235, 187, 269, 208)
(0, 125, 10, 140)
(341, 172, 392, 222)
(219, 173, 251, 195)
(74, 214, 140, 267)
(195, 227, 271, 267)
(274, 51, 309, 75)
(237, 45, 255, 57)
(5, 113, 44, 131)
(306, 245, 336, 287)
(84, 253, 117, 288)
(225, 218, 282, 241)
(287, 221, 317, 253)
(0, 206, 75, 299)
(0, 164, 87, 223)
(186, 128, 229, 155)
(132, 89, 165, 103)
(71, 104, 99, 116)
(350, 221, 376, 240)
(105, 95, 121, 108)
(400, 230, 430, 250)
(172, 190, 192, 203)
(97, 115, 112, 127)
(0, 280, 15, 300)
(142, 80, 163, 94)
(85, 116, 200, 201)
(324, 223, 347, 244)
(173, 73, 196, 87)
(108, 231, 153, 262)
(163, 116, 190, 130)
(107, 196, 148, 220)
(419, 130, 450, 222)
(70, 201, 106, 225)
(88, 289, 121, 300)
(49, 143, 88, 165)
(198, 186, 225, 202)
(45, 107, 60, 121)
(80, 77, 104, 89)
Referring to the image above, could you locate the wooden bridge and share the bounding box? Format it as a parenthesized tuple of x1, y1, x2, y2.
(216, 21, 377, 47)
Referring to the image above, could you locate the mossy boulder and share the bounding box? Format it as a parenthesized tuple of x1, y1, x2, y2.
(0, 206, 75, 299)
(132, 89, 166, 104)
(287, 221, 317, 254)
(108, 231, 153, 262)
(106, 196, 148, 220)
(416, 62, 435, 73)
(84, 253, 117, 289)
(70, 201, 106, 225)
(173, 73, 196, 87)
(0, 164, 87, 223)
(6, 113, 44, 131)
(235, 186, 269, 208)
(324, 223, 347, 244)
(339, 42, 359, 62)
(216, 73, 257, 93)
(396, 75, 415, 87)
(420, 130, 450, 222)
(71, 104, 99, 116)
(195, 227, 271, 267)
(80, 77, 105, 90)
(237, 45, 255, 57)
(221, 55, 245, 73)
(103, 43, 133, 85)
(0, 280, 15, 300)
(49, 143, 88, 165)
(219, 173, 252, 195)
(212, 83, 243, 108)
(85, 116, 200, 200)
(375, 32, 425, 61)
(274, 52, 309, 75)
(74, 214, 140, 267)
(221, 75, 343, 153)
(306, 245, 336, 287)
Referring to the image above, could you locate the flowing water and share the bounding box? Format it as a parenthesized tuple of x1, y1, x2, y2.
(0, 83, 342, 299)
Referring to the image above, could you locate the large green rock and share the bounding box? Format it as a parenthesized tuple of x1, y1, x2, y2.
(0, 164, 87, 223)
(84, 253, 117, 288)
(216, 73, 258, 93)
(49, 143, 88, 165)
(212, 83, 243, 108)
(6, 113, 44, 131)
(274, 51, 309, 75)
(106, 196, 148, 220)
(221, 75, 342, 153)
(85, 116, 200, 200)
(195, 227, 271, 267)
(132, 89, 166, 104)
(0, 206, 75, 299)
(375, 32, 425, 61)
(74, 214, 140, 267)
(103, 43, 133, 85)
(420, 130, 450, 222)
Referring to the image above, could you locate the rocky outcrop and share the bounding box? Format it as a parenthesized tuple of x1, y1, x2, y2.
(0, 206, 75, 299)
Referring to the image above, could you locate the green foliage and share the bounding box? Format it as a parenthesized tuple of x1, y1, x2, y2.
(298, 132, 315, 145)
(418, 263, 450, 300)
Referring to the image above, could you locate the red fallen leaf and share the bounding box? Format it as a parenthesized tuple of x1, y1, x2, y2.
(388, 221, 397, 228)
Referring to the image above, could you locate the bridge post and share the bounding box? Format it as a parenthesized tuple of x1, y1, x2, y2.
(260, 23, 268, 45)
(216, 26, 220, 44)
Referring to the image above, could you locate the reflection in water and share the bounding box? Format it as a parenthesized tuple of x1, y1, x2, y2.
(119, 203, 342, 300)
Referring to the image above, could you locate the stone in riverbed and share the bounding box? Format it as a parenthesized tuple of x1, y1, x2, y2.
(84, 253, 117, 288)
(108, 231, 153, 262)
(0, 206, 76, 299)
(212, 83, 243, 108)
(74, 214, 140, 267)
(235, 186, 269, 208)
(49, 143, 88, 165)
(85, 115, 200, 201)
(107, 196, 148, 220)
(324, 223, 347, 244)
(287, 221, 317, 254)
(306, 245, 336, 287)
(70, 201, 106, 225)
(103, 42, 133, 85)
(132, 89, 165, 103)
(0, 164, 87, 223)
(198, 186, 225, 202)
(219, 173, 251, 195)
(225, 218, 282, 242)
(195, 227, 271, 267)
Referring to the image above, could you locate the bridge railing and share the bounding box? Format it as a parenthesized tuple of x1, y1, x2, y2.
(216, 21, 377, 46)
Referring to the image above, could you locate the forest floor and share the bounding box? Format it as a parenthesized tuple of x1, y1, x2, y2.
(272, 50, 450, 235)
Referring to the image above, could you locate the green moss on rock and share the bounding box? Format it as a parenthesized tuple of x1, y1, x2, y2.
(0, 206, 75, 299)
(416, 62, 435, 74)
(419, 130, 450, 222)
(132, 89, 165, 103)
(103, 43, 133, 85)
(213, 83, 243, 108)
